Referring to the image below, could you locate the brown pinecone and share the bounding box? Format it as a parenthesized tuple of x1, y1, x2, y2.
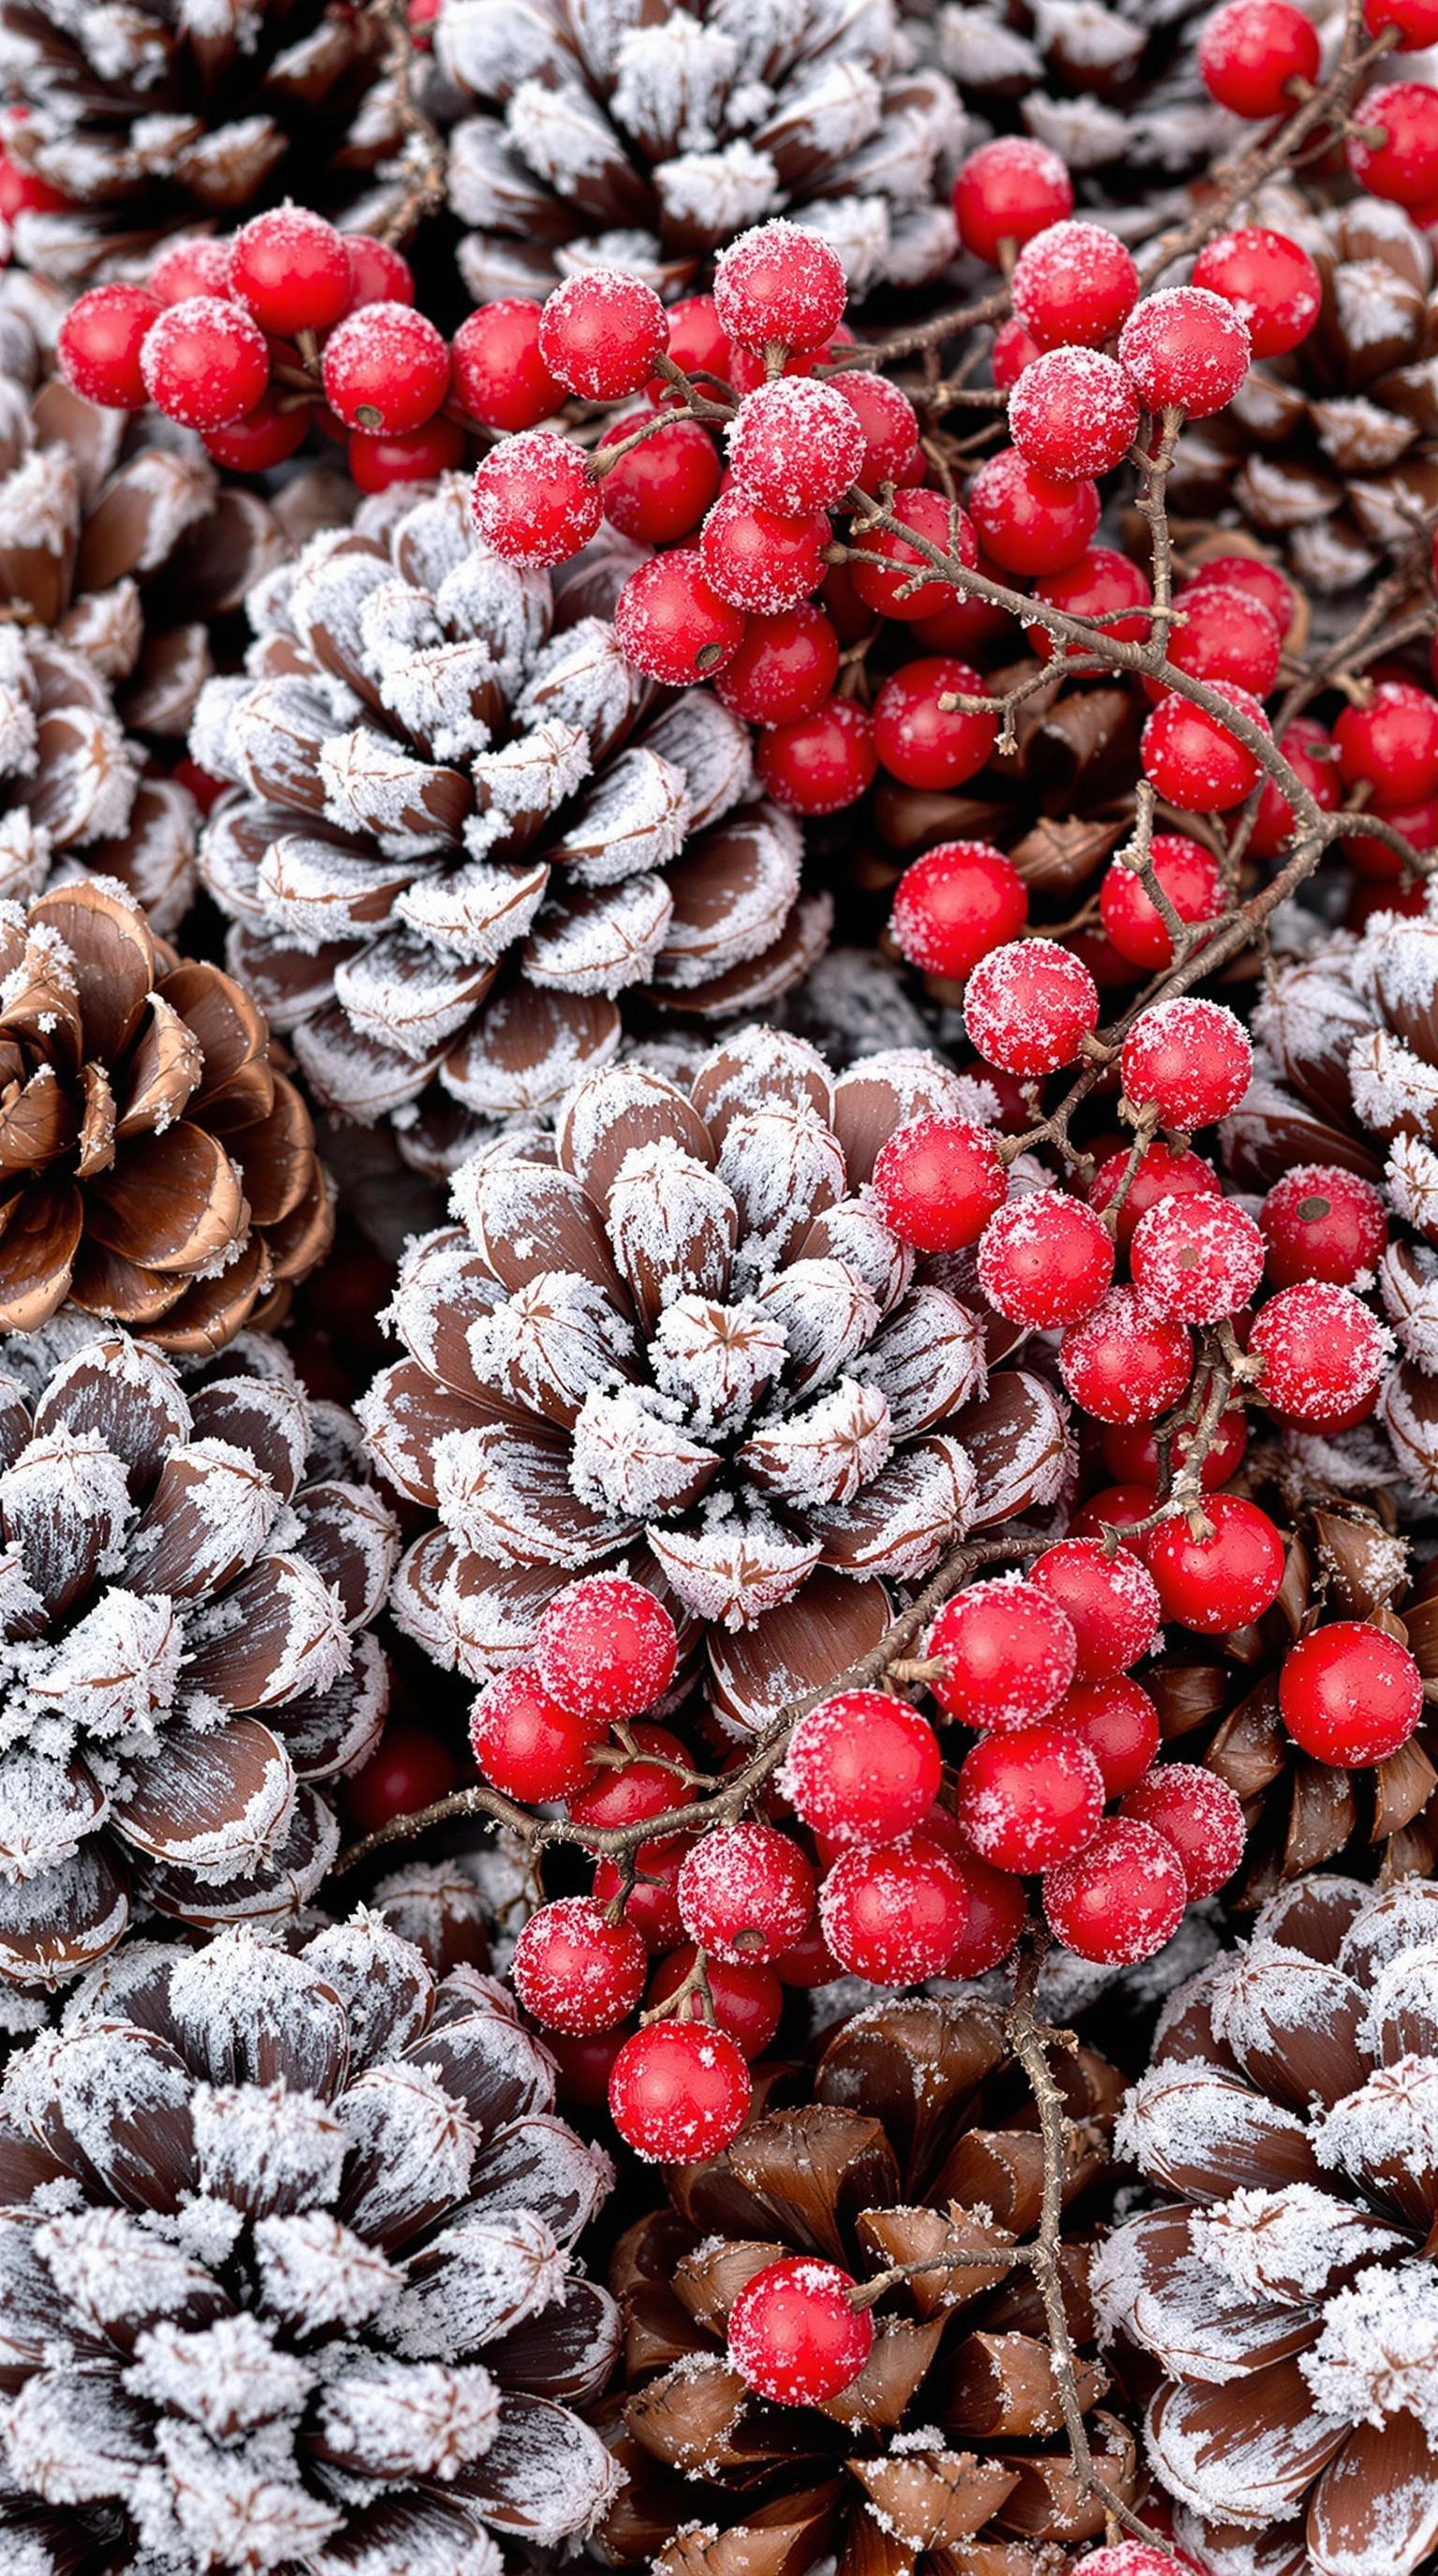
(0, 1897, 621, 2572)
(928, 0, 1225, 188)
(602, 1992, 1136, 2576)
(434, 0, 962, 305)
(359, 1025, 1071, 1731)
(192, 476, 827, 1162)
(1095, 1870, 1438, 2576)
(0, 0, 416, 285)
(0, 1323, 399, 1987)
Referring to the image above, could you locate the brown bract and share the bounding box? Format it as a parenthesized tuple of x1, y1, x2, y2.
(604, 1993, 1135, 2576)
(0, 877, 330, 1353)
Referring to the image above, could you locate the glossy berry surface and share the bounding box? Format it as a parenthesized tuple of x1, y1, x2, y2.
(471, 431, 602, 565)
(228, 205, 351, 335)
(1119, 1763, 1247, 1897)
(1191, 226, 1322, 359)
(1118, 286, 1252, 417)
(58, 283, 161, 409)
(677, 1822, 814, 1964)
(1130, 1193, 1265, 1324)
(1198, 0, 1321, 117)
(342, 1725, 458, 1833)
(1121, 996, 1253, 1129)
(647, 1947, 782, 2058)
(756, 697, 876, 812)
(714, 605, 840, 726)
(512, 1896, 648, 2032)
(321, 300, 449, 433)
(1140, 684, 1269, 811)
(968, 447, 1100, 576)
(1030, 547, 1152, 659)
(615, 552, 746, 684)
(451, 300, 563, 431)
(1008, 348, 1140, 481)
(1156, 582, 1283, 699)
(873, 1117, 1009, 1251)
(699, 490, 828, 615)
(1248, 1281, 1389, 1424)
(1042, 1817, 1188, 1963)
(1089, 1141, 1222, 1251)
(1099, 835, 1224, 970)
(831, 370, 922, 486)
(713, 219, 847, 353)
(1278, 1621, 1424, 1765)
(1148, 1495, 1287, 1633)
(1061, 1677, 1163, 1797)
(819, 1834, 974, 1982)
(1334, 679, 1438, 804)
(601, 407, 721, 546)
(536, 1574, 678, 1724)
(956, 1722, 1105, 1873)
(965, 936, 1100, 1075)
(1029, 1538, 1162, 1682)
(979, 1190, 1116, 1327)
(782, 1689, 942, 1847)
(538, 268, 668, 399)
(609, 2020, 752, 2161)
(891, 840, 1028, 978)
(1345, 80, 1438, 203)
(728, 2260, 873, 2407)
(1259, 1164, 1387, 1288)
(1009, 219, 1140, 349)
(926, 1577, 1078, 1728)
(140, 295, 270, 430)
(469, 1665, 602, 1801)
(872, 658, 998, 789)
(953, 138, 1074, 265)
(1060, 1286, 1194, 1425)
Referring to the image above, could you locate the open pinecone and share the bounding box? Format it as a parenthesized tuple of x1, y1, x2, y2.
(1096, 1870, 1438, 2576)
(0, 1898, 621, 2574)
(602, 1991, 1136, 2576)
(192, 476, 827, 1154)
(359, 1025, 1071, 1733)
(0, 874, 331, 1350)
(0, 1324, 398, 1989)
(434, 0, 961, 305)
(0, 0, 415, 285)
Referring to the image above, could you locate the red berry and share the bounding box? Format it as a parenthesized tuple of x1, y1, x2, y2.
(1099, 834, 1224, 971)
(536, 1573, 678, 1724)
(149, 238, 234, 304)
(1028, 547, 1152, 662)
(1346, 81, 1438, 203)
(830, 370, 922, 487)
(1029, 1538, 1162, 1682)
(953, 139, 1074, 267)
(471, 431, 602, 566)
(978, 1191, 1115, 1327)
(756, 696, 875, 813)
(1148, 1494, 1286, 1633)
(343, 1724, 458, 1833)
(699, 489, 829, 615)
(1260, 1165, 1387, 1290)
(1364, 0, 1438, 45)
(1061, 1677, 1162, 1797)
(0, 144, 66, 221)
(451, 300, 563, 432)
(346, 417, 464, 491)
(615, 552, 746, 684)
(1198, 0, 1321, 115)
(956, 1722, 1106, 1873)
(1185, 551, 1295, 634)
(992, 316, 1044, 389)
(1343, 793, 1438, 881)
(728, 2258, 873, 2406)
(968, 447, 1099, 576)
(593, 1835, 695, 1953)
(714, 605, 841, 727)
(512, 1896, 648, 2032)
(570, 1725, 697, 1829)
(713, 220, 847, 355)
(872, 1117, 1009, 1252)
(1250, 717, 1339, 860)
(872, 656, 998, 789)
(470, 1664, 603, 1801)
(677, 1823, 814, 1965)
(601, 407, 720, 546)
(202, 392, 311, 474)
(229, 205, 351, 336)
(849, 488, 976, 622)
(345, 234, 414, 311)
(772, 1921, 844, 1986)
(1154, 582, 1282, 701)
(1067, 1484, 1159, 1548)
(944, 1850, 1029, 1972)
(926, 1577, 1078, 1728)
(890, 840, 1028, 979)
(538, 268, 668, 400)
(609, 2019, 752, 2161)
(647, 1946, 783, 2058)
(1121, 996, 1253, 1129)
(1060, 1286, 1194, 1426)
(1103, 1404, 1247, 1491)
(781, 1688, 943, 1847)
(1249, 1281, 1389, 1425)
(140, 295, 270, 430)
(727, 375, 867, 513)
(322, 300, 449, 433)
(1130, 1193, 1265, 1325)
(1089, 1141, 1223, 1251)
(1140, 682, 1269, 811)
(819, 1834, 975, 1983)
(1009, 220, 1139, 350)
(1120, 1763, 1246, 1897)
(547, 2027, 625, 2111)
(58, 283, 163, 409)
(1078, 2549, 1196, 2576)
(650, 294, 729, 395)
(964, 936, 1100, 1076)
(1009, 348, 1140, 481)
(1191, 227, 1321, 360)
(1043, 1816, 1188, 1963)
(1334, 679, 1438, 806)
(1119, 287, 1251, 418)
(1278, 1621, 1423, 1765)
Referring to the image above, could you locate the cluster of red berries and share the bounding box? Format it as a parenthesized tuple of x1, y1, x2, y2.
(1201, 0, 1438, 214)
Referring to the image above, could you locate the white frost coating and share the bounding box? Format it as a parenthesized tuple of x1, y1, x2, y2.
(1301, 2261, 1438, 2434)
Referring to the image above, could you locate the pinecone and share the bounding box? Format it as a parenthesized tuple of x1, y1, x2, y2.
(0, 0, 414, 285)
(0, 874, 331, 1348)
(928, 0, 1226, 189)
(358, 1023, 1072, 1733)
(0, 1898, 621, 2573)
(0, 1323, 399, 1988)
(1095, 1869, 1438, 2576)
(191, 476, 828, 1157)
(602, 1991, 1136, 2576)
(434, 0, 962, 306)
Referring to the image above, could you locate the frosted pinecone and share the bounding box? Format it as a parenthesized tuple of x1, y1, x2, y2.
(929, 0, 1226, 183)
(0, 1325, 398, 1988)
(358, 1024, 1072, 1734)
(192, 475, 827, 1160)
(1096, 1871, 1438, 2576)
(0, 1895, 620, 2572)
(435, 0, 962, 305)
(0, 0, 424, 285)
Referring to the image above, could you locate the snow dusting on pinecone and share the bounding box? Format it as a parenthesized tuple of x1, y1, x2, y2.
(929, 0, 1225, 180)
(192, 475, 827, 1160)
(0, 1895, 620, 2572)
(0, 1325, 397, 1988)
(359, 1026, 1072, 1733)
(1095, 1871, 1438, 2576)
(435, 0, 962, 303)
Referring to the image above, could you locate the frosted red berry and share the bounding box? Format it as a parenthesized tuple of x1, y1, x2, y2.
(512, 1896, 648, 2033)
(968, 447, 1100, 576)
(1346, 80, 1438, 203)
(202, 392, 311, 474)
(1250, 1281, 1389, 1425)
(469, 1664, 603, 1801)
(1121, 996, 1253, 1129)
(953, 138, 1074, 267)
(1148, 1494, 1287, 1633)
(1099, 835, 1224, 971)
(728, 2259, 873, 2407)
(1191, 226, 1321, 359)
(1279, 1621, 1423, 1766)
(140, 295, 270, 430)
(615, 551, 747, 684)
(346, 417, 464, 491)
(149, 238, 234, 303)
(1120, 1763, 1246, 1897)
(1198, 0, 1320, 113)
(830, 370, 922, 487)
(872, 657, 998, 789)
(569, 1726, 697, 1833)
(873, 1117, 1009, 1253)
(1009, 219, 1139, 350)
(471, 431, 602, 565)
(1334, 679, 1438, 804)
(713, 219, 847, 354)
(1187, 551, 1295, 632)
(345, 234, 414, 311)
(926, 1576, 1078, 1729)
(782, 1689, 943, 1849)
(536, 1573, 678, 1724)
(451, 300, 563, 432)
(609, 2019, 752, 2161)
(727, 375, 867, 514)
(1061, 1677, 1163, 1797)
(321, 300, 449, 433)
(1060, 1287, 1195, 1426)
(601, 406, 721, 546)
(1043, 1816, 1188, 1963)
(1009, 348, 1140, 481)
(1089, 1141, 1222, 1251)
(1029, 547, 1152, 661)
(1130, 1193, 1265, 1325)
(1250, 717, 1340, 861)
(890, 840, 1028, 978)
(647, 1947, 782, 2059)
(714, 605, 840, 727)
(699, 490, 829, 615)
(1029, 1538, 1162, 1683)
(945, 1851, 1029, 1972)
(756, 696, 875, 812)
(651, 294, 729, 394)
(1365, 0, 1438, 43)
(957, 1723, 1106, 1874)
(343, 1725, 458, 1833)
(229, 204, 351, 335)
(1078, 2549, 1196, 2576)
(849, 488, 976, 622)
(978, 1192, 1115, 1327)
(538, 268, 668, 399)
(58, 283, 162, 409)
(1260, 1164, 1387, 1289)
(1158, 582, 1283, 704)
(677, 1822, 814, 1965)
(1119, 286, 1251, 419)
(819, 1833, 974, 1983)
(965, 936, 1100, 1076)
(1141, 682, 1269, 811)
